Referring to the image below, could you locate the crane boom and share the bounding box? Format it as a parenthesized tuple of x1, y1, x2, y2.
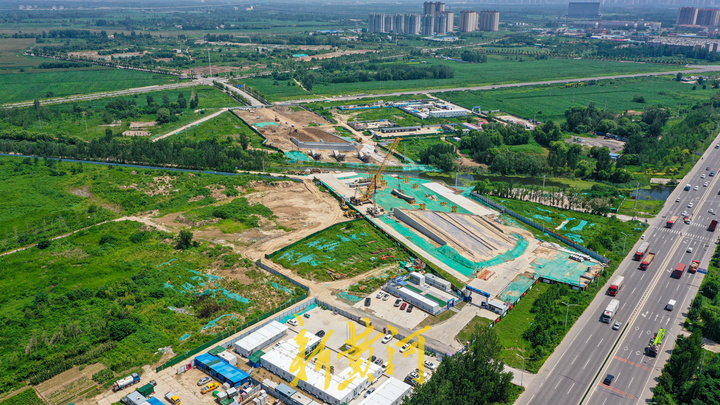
(363, 137, 401, 201)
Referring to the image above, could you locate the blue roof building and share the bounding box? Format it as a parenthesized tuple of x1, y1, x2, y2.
(194, 353, 250, 387)
(145, 398, 164, 405)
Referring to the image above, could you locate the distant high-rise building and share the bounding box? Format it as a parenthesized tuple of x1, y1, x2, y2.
(421, 14, 435, 35)
(384, 17, 394, 33)
(368, 13, 386, 33)
(393, 14, 405, 33)
(459, 11, 479, 33)
(435, 13, 448, 34)
(423, 2, 445, 17)
(479, 10, 500, 32)
(567, 2, 600, 19)
(677, 7, 699, 25)
(405, 14, 421, 35)
(696, 8, 720, 26)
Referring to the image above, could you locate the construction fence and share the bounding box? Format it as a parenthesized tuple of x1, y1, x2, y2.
(469, 192, 610, 265)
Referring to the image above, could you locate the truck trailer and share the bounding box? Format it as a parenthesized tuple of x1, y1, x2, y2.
(634, 242, 649, 260)
(640, 253, 655, 270)
(608, 276, 624, 296)
(601, 299, 620, 323)
(710, 220, 718, 232)
(667, 216, 678, 228)
(689, 260, 700, 274)
(672, 263, 686, 279)
(112, 373, 140, 392)
(646, 328, 666, 357)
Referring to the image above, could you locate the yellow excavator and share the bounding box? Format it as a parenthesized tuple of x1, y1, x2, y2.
(350, 137, 401, 206)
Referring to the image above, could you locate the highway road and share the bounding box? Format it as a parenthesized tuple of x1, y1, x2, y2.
(518, 134, 720, 405)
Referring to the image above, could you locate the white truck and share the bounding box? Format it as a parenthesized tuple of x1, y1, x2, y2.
(601, 299, 619, 323)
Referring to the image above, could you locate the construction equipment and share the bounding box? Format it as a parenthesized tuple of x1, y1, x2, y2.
(351, 137, 401, 206)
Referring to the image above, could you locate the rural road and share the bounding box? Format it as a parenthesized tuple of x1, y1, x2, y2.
(274, 64, 720, 105)
(0, 78, 213, 109)
(152, 107, 230, 142)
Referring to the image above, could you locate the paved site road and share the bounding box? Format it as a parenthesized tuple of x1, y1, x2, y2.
(517, 132, 720, 405)
(276, 65, 720, 105)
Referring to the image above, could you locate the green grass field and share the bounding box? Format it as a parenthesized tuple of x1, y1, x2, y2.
(0, 156, 276, 252)
(269, 220, 411, 281)
(258, 56, 680, 101)
(0, 67, 180, 105)
(0, 86, 238, 141)
(442, 75, 720, 122)
(172, 110, 270, 149)
(398, 137, 449, 161)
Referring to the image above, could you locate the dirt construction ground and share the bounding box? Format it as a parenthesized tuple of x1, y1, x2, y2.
(234, 107, 372, 163)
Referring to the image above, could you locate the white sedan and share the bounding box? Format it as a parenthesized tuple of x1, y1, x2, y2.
(688, 203, 694, 208)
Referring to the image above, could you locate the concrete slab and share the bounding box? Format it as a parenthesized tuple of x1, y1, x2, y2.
(351, 292, 429, 330)
(422, 182, 495, 216)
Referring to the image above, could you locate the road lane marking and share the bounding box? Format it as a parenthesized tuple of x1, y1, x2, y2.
(572, 354, 579, 365)
(567, 382, 575, 395)
(583, 356, 592, 370)
(554, 380, 562, 390)
(597, 337, 604, 348)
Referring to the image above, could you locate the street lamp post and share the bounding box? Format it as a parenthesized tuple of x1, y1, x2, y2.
(561, 302, 578, 333)
(515, 353, 534, 388)
(620, 232, 628, 256)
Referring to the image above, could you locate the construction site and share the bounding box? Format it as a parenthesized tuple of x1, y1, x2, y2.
(233, 106, 398, 165)
(310, 139, 603, 314)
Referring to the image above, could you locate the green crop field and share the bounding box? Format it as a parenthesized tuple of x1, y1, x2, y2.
(258, 56, 680, 101)
(0, 389, 45, 405)
(441, 75, 720, 123)
(0, 86, 238, 141)
(269, 220, 411, 281)
(0, 38, 41, 70)
(0, 67, 180, 105)
(0, 220, 301, 394)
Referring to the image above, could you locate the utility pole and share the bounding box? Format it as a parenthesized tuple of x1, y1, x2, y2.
(633, 182, 640, 212)
(207, 48, 212, 77)
(515, 354, 534, 388)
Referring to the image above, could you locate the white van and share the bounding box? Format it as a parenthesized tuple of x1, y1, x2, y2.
(666, 300, 676, 311)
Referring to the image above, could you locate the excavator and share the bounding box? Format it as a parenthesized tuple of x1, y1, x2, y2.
(350, 137, 401, 210)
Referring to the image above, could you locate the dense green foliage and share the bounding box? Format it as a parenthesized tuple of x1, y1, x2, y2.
(0, 389, 45, 405)
(418, 143, 457, 172)
(0, 220, 300, 394)
(407, 328, 514, 405)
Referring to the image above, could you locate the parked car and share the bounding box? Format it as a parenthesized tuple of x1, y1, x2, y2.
(364, 388, 376, 398)
(394, 299, 402, 307)
(424, 360, 436, 369)
(400, 303, 407, 310)
(406, 304, 414, 313)
(382, 293, 390, 301)
(381, 334, 393, 344)
(201, 382, 220, 394)
(400, 343, 411, 353)
(197, 376, 212, 386)
(316, 330, 326, 338)
(365, 297, 371, 306)
(303, 313, 310, 319)
(376, 291, 385, 299)
(287, 319, 299, 327)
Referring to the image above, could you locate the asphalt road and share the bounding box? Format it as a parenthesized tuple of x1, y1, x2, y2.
(518, 134, 720, 405)
(274, 65, 720, 105)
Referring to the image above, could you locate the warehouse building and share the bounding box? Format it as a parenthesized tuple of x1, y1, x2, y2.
(233, 320, 288, 357)
(194, 353, 251, 387)
(358, 377, 413, 405)
(383, 272, 457, 315)
(260, 338, 382, 405)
